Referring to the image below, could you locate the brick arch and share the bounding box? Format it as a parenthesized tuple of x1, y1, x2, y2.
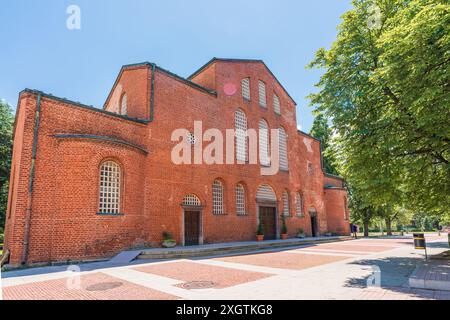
(182, 194, 202, 207)
(256, 184, 277, 202)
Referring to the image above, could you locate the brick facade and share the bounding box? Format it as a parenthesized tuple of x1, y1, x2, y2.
(4, 58, 350, 266)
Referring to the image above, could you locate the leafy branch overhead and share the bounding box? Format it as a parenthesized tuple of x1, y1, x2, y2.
(308, 0, 450, 218)
(0, 100, 14, 231)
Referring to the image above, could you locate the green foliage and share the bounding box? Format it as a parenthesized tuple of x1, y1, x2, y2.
(309, 113, 339, 175)
(162, 232, 174, 240)
(256, 221, 264, 236)
(0, 100, 14, 231)
(281, 216, 288, 234)
(308, 0, 450, 218)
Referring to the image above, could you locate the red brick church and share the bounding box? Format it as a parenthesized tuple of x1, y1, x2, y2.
(3, 58, 350, 266)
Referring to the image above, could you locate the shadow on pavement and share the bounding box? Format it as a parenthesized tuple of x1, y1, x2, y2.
(343, 256, 442, 300)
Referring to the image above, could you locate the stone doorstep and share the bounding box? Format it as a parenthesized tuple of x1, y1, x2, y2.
(409, 262, 450, 292)
(137, 236, 353, 260)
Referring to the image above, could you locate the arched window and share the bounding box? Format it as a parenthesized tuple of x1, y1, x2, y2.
(274, 94, 281, 115)
(282, 190, 290, 217)
(235, 183, 246, 216)
(279, 127, 289, 171)
(99, 161, 121, 214)
(212, 180, 224, 215)
(235, 109, 248, 163)
(256, 184, 277, 202)
(258, 80, 266, 107)
(259, 119, 270, 166)
(344, 197, 348, 220)
(296, 192, 303, 216)
(183, 194, 201, 207)
(242, 78, 250, 101)
(120, 93, 127, 116)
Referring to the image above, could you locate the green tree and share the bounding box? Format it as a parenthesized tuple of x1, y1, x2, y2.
(308, 0, 450, 217)
(0, 100, 14, 232)
(309, 113, 339, 175)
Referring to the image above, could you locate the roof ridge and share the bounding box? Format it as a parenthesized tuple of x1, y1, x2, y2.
(188, 58, 297, 105)
(21, 89, 148, 124)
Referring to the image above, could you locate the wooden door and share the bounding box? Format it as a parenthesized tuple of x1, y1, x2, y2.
(311, 216, 318, 237)
(184, 211, 200, 246)
(259, 207, 276, 240)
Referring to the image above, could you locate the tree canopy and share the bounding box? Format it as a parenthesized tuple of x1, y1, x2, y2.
(308, 0, 450, 218)
(309, 114, 339, 175)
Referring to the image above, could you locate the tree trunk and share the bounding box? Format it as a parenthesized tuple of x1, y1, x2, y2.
(385, 217, 393, 236)
(363, 220, 370, 237)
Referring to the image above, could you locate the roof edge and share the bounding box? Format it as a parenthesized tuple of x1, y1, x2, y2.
(297, 130, 321, 142)
(188, 58, 297, 105)
(103, 62, 217, 110)
(53, 134, 148, 154)
(21, 89, 149, 125)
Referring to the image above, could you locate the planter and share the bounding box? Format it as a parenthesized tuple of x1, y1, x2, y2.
(161, 240, 177, 248)
(281, 234, 288, 240)
(256, 235, 264, 242)
(297, 233, 306, 239)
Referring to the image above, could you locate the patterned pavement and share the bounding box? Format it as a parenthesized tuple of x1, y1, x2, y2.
(1, 234, 449, 300)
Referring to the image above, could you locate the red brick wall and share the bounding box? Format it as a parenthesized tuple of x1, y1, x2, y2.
(4, 94, 36, 264)
(190, 63, 216, 90)
(104, 66, 150, 119)
(4, 60, 349, 266)
(324, 187, 351, 235)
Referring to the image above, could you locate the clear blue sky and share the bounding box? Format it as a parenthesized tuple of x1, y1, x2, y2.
(0, 0, 352, 132)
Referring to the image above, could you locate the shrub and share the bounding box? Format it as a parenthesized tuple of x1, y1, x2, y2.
(256, 221, 264, 236)
(162, 232, 173, 240)
(281, 216, 288, 234)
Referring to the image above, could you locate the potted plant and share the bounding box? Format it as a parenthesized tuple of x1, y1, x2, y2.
(256, 222, 264, 242)
(161, 232, 177, 248)
(297, 228, 306, 239)
(280, 216, 288, 240)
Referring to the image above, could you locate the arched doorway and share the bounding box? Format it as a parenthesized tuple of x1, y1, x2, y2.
(309, 208, 318, 237)
(256, 184, 278, 240)
(182, 194, 203, 246)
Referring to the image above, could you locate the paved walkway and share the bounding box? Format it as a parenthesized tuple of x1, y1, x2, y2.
(1, 234, 449, 300)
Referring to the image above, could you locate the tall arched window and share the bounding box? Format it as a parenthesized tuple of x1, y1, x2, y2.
(258, 80, 266, 107)
(282, 190, 290, 217)
(259, 119, 270, 166)
(235, 183, 246, 216)
(99, 161, 121, 214)
(242, 78, 250, 101)
(212, 180, 224, 215)
(120, 93, 127, 116)
(279, 127, 289, 171)
(296, 192, 303, 216)
(274, 94, 281, 115)
(235, 109, 248, 163)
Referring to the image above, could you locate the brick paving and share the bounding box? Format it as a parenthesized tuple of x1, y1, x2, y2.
(315, 244, 398, 253)
(215, 252, 349, 270)
(2, 272, 178, 300)
(2, 235, 449, 300)
(134, 261, 273, 289)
